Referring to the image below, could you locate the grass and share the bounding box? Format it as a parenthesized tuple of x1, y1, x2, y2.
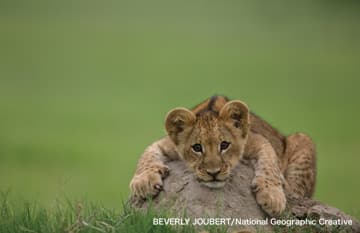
(0, 191, 203, 233)
(0, 0, 359, 224)
(0, 192, 355, 233)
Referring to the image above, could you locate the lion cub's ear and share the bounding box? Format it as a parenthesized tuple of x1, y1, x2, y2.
(165, 108, 196, 144)
(219, 100, 250, 138)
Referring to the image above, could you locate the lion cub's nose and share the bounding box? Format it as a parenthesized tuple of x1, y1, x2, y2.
(206, 169, 221, 178)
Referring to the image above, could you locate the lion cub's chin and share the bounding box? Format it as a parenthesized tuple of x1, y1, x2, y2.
(200, 181, 226, 189)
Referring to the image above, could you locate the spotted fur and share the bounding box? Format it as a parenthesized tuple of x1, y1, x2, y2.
(130, 96, 316, 216)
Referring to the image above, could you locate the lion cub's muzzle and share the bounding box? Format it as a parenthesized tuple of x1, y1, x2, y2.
(196, 167, 230, 189)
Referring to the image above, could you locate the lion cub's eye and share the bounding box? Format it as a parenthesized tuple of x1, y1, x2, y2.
(220, 141, 231, 151)
(191, 144, 203, 153)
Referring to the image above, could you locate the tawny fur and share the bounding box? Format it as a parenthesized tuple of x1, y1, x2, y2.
(130, 96, 316, 217)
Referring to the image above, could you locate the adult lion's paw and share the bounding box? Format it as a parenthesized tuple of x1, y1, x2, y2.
(251, 176, 286, 217)
(130, 165, 169, 199)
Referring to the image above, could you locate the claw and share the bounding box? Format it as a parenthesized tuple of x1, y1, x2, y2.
(154, 184, 163, 190)
(251, 183, 259, 192)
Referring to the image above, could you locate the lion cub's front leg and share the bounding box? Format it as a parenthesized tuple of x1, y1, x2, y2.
(245, 133, 286, 216)
(130, 137, 178, 198)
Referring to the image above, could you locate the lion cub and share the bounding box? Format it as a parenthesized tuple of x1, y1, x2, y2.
(130, 96, 316, 216)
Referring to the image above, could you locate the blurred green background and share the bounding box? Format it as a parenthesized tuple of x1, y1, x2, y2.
(0, 1, 359, 218)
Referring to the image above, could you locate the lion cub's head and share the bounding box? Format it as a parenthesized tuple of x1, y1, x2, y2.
(165, 100, 250, 188)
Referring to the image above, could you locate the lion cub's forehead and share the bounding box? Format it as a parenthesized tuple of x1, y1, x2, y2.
(192, 112, 224, 140)
(195, 112, 218, 127)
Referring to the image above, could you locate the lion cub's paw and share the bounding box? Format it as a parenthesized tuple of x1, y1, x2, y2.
(251, 176, 286, 217)
(130, 165, 169, 199)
